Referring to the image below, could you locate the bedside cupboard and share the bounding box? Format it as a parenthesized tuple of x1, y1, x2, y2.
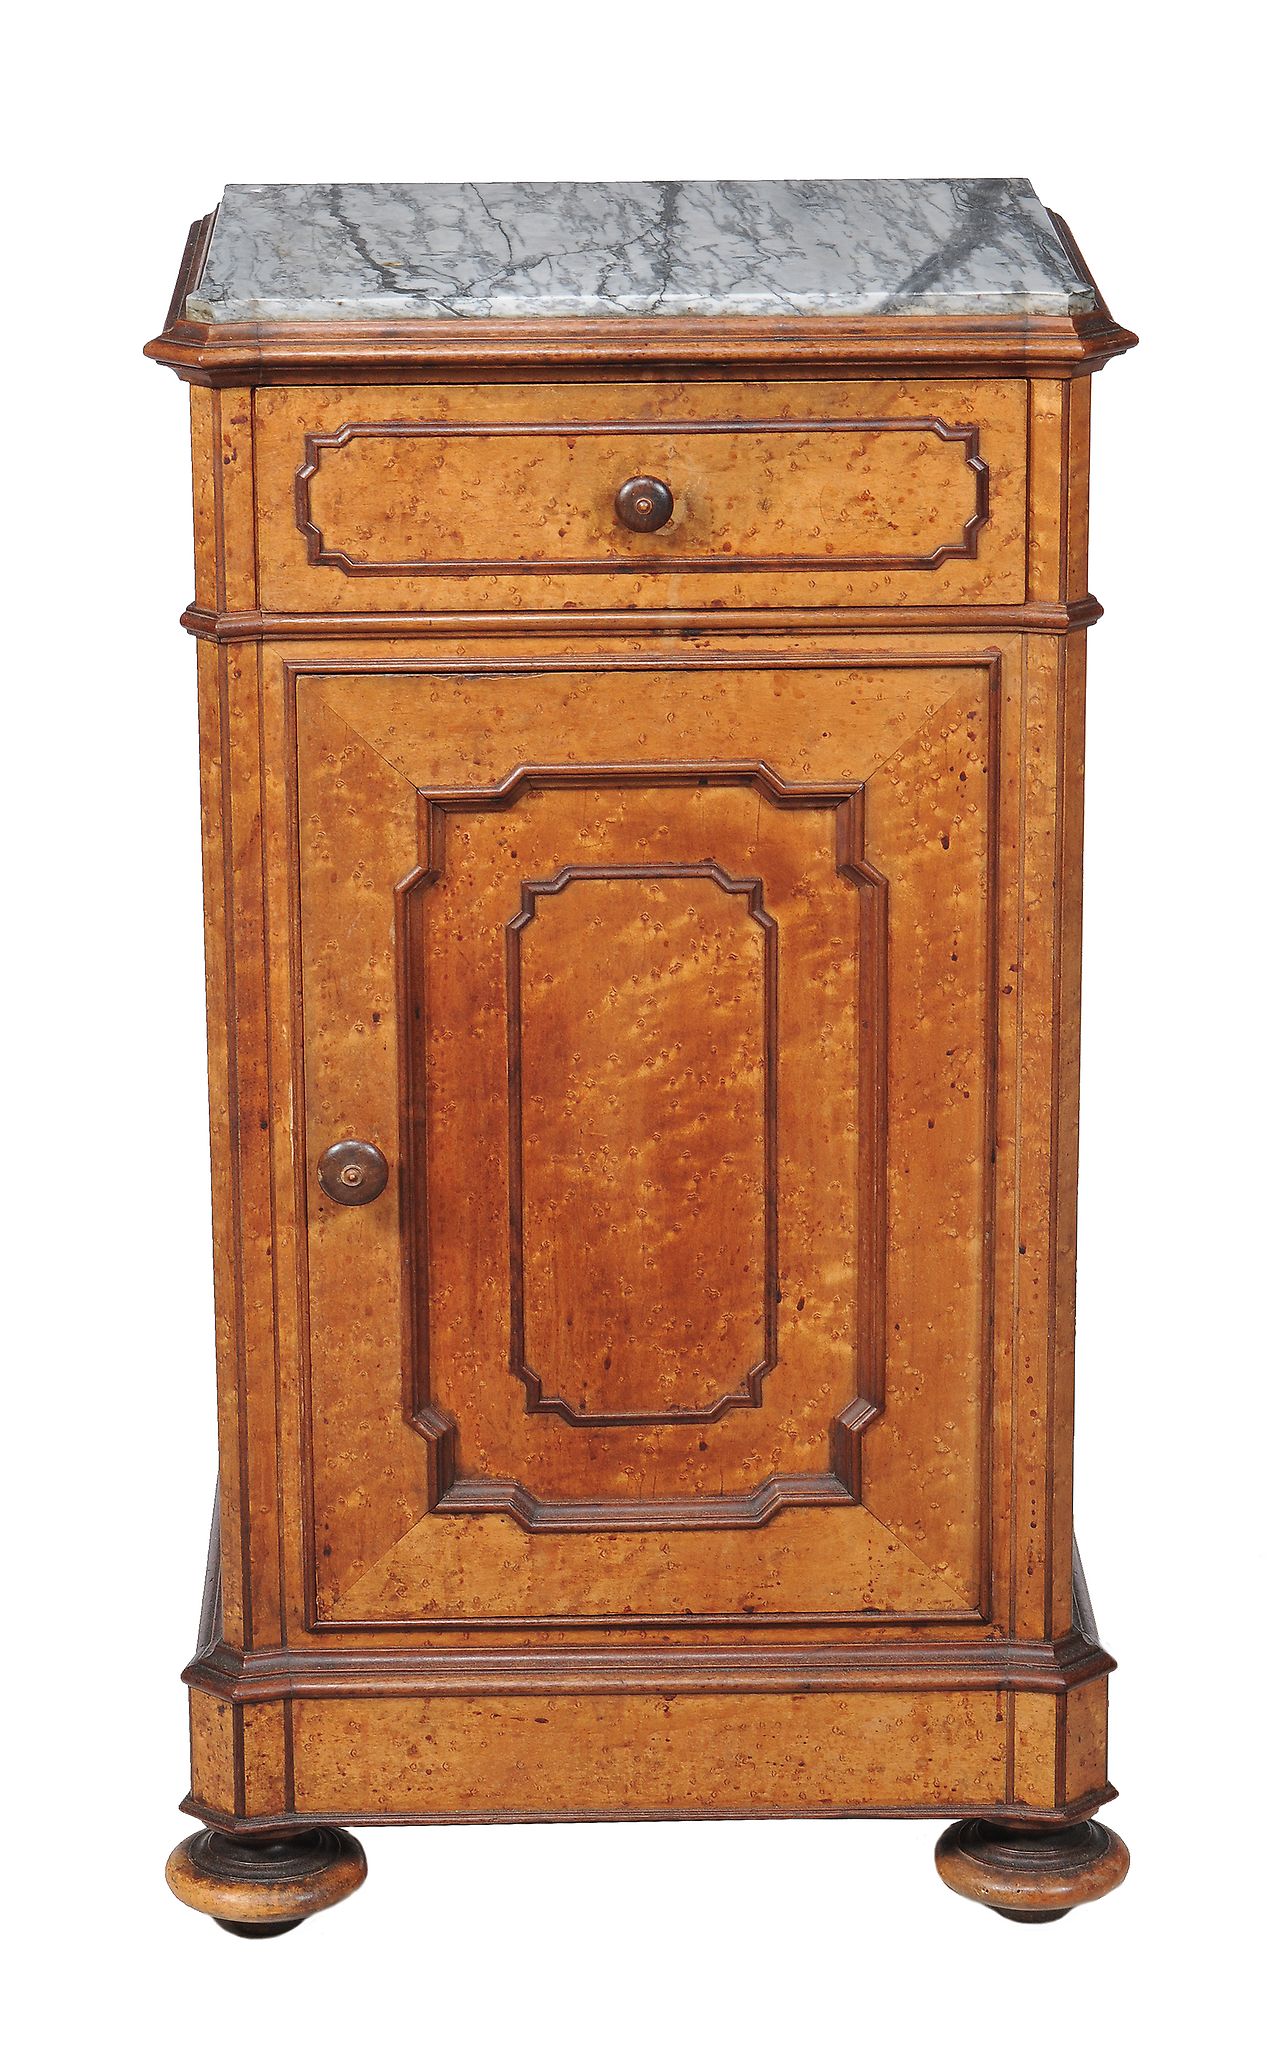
(147, 180, 1135, 1933)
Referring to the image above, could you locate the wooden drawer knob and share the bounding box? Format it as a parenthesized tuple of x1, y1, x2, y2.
(615, 475, 674, 532)
(317, 1139, 389, 1206)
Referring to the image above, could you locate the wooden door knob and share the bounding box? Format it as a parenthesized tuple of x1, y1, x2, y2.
(317, 1139, 389, 1206)
(615, 476, 674, 531)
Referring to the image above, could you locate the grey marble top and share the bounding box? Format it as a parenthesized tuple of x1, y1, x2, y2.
(187, 180, 1092, 324)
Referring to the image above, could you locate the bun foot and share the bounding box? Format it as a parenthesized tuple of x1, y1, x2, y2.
(935, 1817, 1128, 1922)
(166, 1826, 366, 1936)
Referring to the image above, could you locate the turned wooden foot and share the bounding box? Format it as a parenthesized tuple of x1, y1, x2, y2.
(166, 1826, 367, 1937)
(935, 1818, 1129, 1922)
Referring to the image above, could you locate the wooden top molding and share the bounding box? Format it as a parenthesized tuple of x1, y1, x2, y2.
(145, 210, 1137, 384)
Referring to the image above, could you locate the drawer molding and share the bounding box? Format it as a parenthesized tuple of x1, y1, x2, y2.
(293, 414, 990, 577)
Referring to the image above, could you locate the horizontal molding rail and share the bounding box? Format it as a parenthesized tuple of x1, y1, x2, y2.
(180, 595, 1105, 643)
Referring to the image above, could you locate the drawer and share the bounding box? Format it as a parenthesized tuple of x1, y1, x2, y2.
(254, 380, 1027, 612)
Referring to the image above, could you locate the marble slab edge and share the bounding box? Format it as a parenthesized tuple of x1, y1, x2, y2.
(146, 208, 1137, 380)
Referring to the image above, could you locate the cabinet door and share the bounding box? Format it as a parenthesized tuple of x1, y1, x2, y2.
(297, 652, 998, 1630)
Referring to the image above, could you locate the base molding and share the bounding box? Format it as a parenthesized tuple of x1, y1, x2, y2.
(185, 1629, 1115, 1703)
(182, 1788, 1117, 1834)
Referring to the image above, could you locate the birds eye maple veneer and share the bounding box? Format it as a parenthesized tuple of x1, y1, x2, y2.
(147, 180, 1136, 1934)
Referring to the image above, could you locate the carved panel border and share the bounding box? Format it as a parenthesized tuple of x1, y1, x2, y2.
(394, 760, 887, 1532)
(507, 860, 777, 1428)
(294, 416, 990, 577)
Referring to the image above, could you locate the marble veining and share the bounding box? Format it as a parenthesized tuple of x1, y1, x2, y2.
(186, 179, 1093, 323)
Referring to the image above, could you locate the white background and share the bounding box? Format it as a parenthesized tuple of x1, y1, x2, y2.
(6, 5, 1265, 2041)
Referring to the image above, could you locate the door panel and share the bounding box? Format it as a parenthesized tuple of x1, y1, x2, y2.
(513, 856, 774, 1427)
(297, 655, 997, 1626)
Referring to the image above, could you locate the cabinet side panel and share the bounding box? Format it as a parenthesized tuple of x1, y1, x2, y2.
(987, 638, 1024, 1629)
(222, 639, 284, 1647)
(1064, 1675, 1109, 1802)
(1051, 631, 1088, 1635)
(1025, 375, 1091, 605)
(258, 655, 306, 1645)
(1065, 378, 1092, 600)
(197, 640, 244, 1643)
(189, 1688, 237, 1816)
(1025, 381, 1066, 602)
(1010, 633, 1082, 1637)
(1012, 632, 1061, 1636)
(194, 385, 284, 1650)
(199, 637, 287, 1652)
(241, 1700, 290, 1815)
(189, 387, 217, 611)
(216, 388, 258, 611)
(1012, 1691, 1059, 1808)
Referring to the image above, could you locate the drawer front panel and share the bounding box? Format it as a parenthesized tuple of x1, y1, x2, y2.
(256, 381, 1026, 611)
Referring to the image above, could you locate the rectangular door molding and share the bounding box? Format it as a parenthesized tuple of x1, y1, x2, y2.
(395, 762, 887, 1529)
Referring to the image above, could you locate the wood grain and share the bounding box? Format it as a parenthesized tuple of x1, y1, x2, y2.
(509, 859, 775, 1427)
(1064, 1675, 1110, 1805)
(189, 1687, 236, 1817)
